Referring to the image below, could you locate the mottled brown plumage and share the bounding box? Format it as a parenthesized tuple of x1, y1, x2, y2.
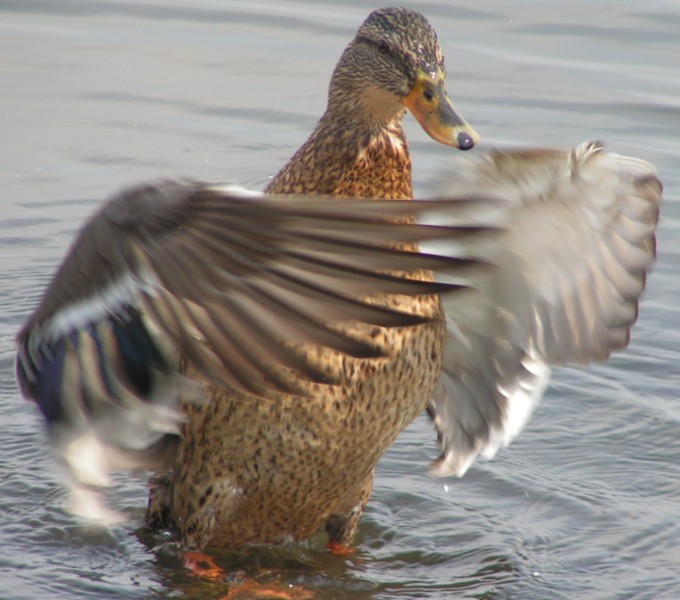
(156, 7, 473, 549)
(263, 6, 476, 199)
(17, 6, 660, 557)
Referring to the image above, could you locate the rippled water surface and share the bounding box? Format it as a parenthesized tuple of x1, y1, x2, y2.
(1, 1, 679, 598)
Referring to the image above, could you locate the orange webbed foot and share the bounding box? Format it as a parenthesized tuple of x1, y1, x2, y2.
(326, 541, 355, 557)
(219, 577, 315, 599)
(184, 551, 225, 579)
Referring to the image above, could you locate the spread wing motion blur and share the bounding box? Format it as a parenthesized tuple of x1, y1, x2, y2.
(15, 141, 661, 519)
(15, 180, 491, 516)
(424, 141, 662, 477)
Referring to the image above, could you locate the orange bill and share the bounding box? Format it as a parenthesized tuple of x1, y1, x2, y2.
(403, 66, 480, 150)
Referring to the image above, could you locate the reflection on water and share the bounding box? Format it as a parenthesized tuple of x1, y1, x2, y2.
(1, 1, 679, 599)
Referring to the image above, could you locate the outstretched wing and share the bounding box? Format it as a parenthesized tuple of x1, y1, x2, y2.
(424, 141, 662, 477)
(15, 179, 491, 513)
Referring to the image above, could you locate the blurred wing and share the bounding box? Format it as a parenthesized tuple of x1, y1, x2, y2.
(15, 179, 492, 512)
(423, 141, 662, 477)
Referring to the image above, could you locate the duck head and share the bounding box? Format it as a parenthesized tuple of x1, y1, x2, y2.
(327, 7, 479, 150)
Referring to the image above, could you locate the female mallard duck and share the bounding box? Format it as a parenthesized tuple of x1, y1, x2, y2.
(16, 7, 661, 553)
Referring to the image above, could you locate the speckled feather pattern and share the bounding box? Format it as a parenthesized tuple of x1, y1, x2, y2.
(171, 311, 443, 548)
(150, 67, 447, 547)
(265, 120, 412, 199)
(158, 123, 446, 548)
(14, 5, 661, 554)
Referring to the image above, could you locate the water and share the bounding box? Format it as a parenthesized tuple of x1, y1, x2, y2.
(1, 1, 679, 598)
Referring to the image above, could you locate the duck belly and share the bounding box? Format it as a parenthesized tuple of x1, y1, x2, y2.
(162, 293, 444, 549)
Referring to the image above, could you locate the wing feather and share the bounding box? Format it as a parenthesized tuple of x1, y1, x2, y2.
(425, 141, 662, 477)
(16, 179, 495, 504)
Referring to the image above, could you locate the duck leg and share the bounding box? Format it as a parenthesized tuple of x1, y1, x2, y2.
(325, 471, 373, 555)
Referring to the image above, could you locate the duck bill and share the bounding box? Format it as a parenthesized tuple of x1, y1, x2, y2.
(403, 67, 480, 150)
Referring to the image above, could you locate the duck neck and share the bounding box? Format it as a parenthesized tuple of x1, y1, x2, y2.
(264, 108, 413, 200)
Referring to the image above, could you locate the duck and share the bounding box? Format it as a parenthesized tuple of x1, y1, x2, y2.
(15, 6, 661, 554)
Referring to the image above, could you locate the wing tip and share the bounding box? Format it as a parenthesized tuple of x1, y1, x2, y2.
(574, 139, 663, 202)
(428, 452, 474, 478)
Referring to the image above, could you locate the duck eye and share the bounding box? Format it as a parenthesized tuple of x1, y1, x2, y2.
(377, 39, 390, 54)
